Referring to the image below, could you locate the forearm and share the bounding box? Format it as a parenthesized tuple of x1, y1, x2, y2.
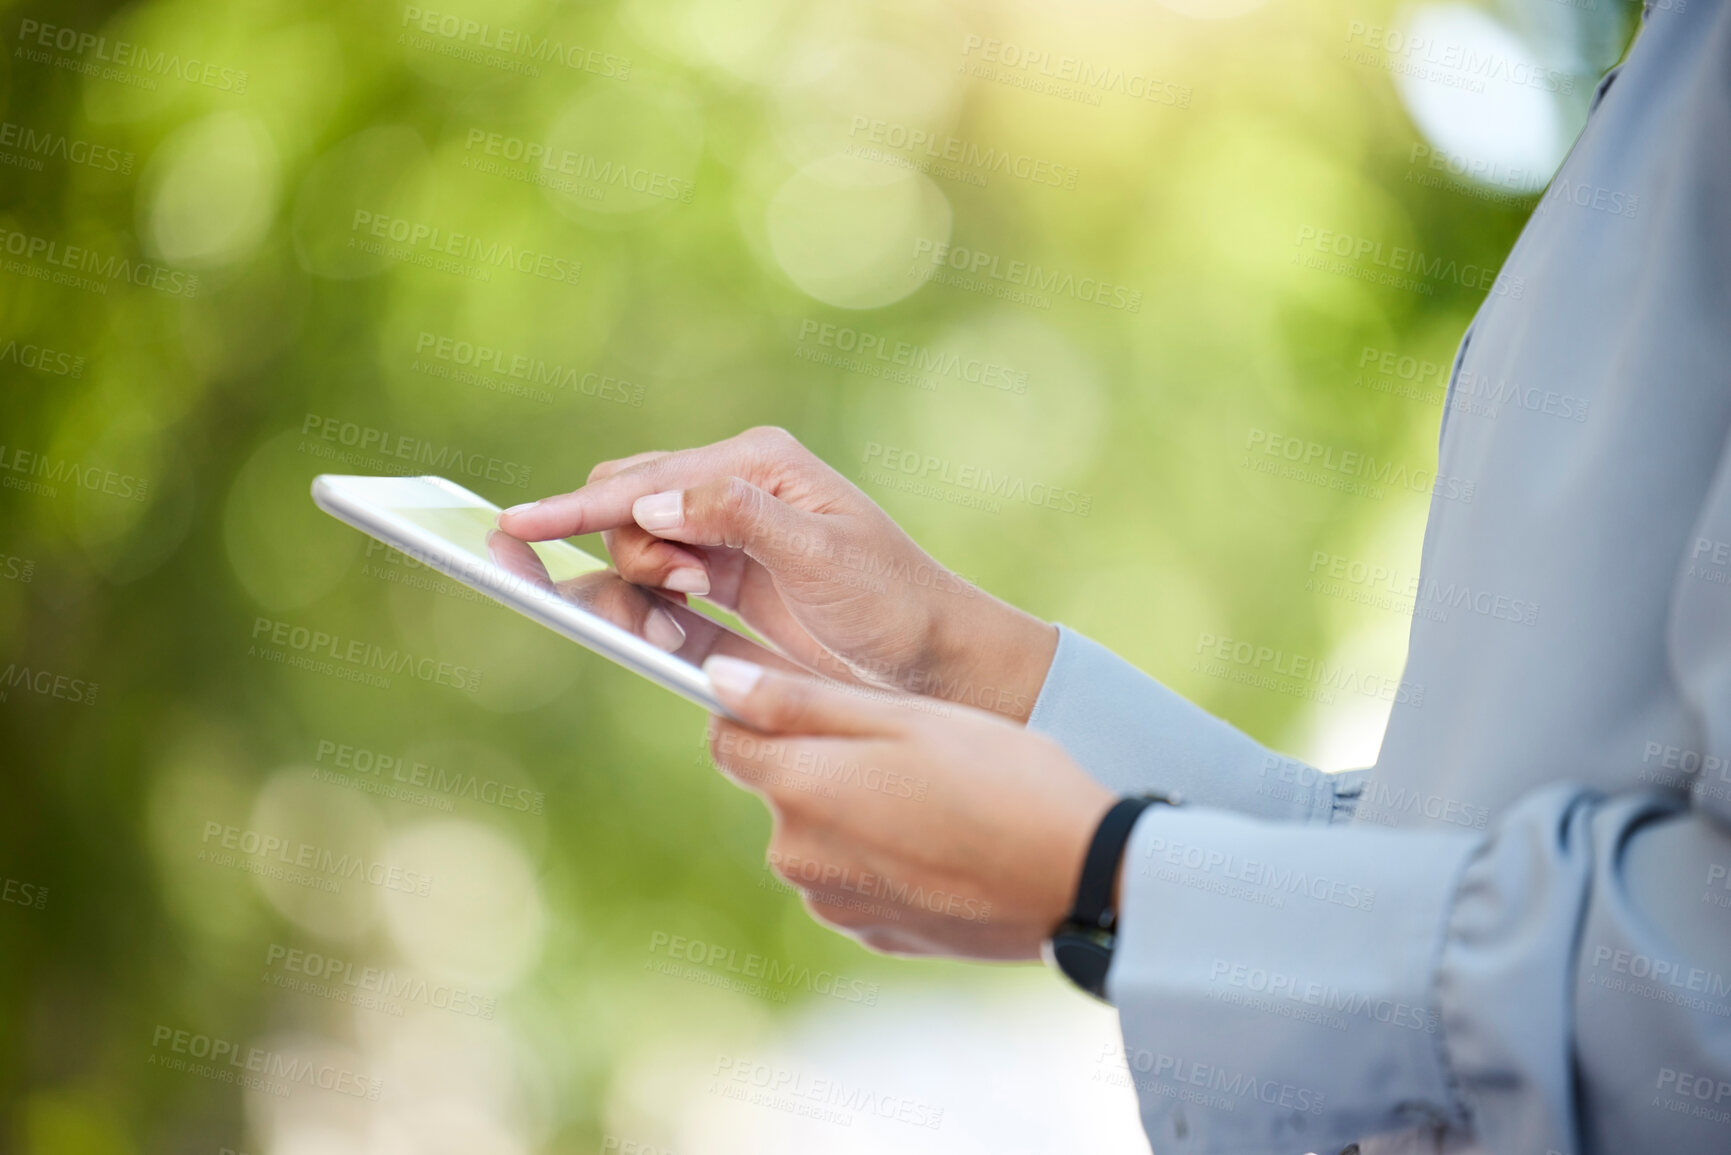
(921, 588, 1057, 723)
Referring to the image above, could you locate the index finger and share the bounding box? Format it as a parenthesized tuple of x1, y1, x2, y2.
(497, 429, 793, 541)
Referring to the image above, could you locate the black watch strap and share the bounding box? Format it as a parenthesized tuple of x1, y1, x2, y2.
(1046, 791, 1175, 999)
(1069, 795, 1160, 930)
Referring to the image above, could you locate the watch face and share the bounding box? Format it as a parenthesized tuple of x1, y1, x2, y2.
(1048, 930, 1114, 1001)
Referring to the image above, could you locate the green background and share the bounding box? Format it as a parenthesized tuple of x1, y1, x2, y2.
(0, 0, 1633, 1151)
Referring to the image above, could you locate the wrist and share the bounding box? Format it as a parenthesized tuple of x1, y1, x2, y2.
(923, 588, 1057, 724)
(1051, 789, 1118, 929)
(1044, 793, 1166, 1000)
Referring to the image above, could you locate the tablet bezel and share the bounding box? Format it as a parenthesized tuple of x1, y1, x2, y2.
(311, 473, 735, 716)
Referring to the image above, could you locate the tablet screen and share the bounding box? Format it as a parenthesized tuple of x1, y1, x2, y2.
(393, 503, 608, 583)
(389, 500, 791, 672)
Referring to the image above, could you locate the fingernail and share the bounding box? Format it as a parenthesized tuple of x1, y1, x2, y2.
(664, 567, 710, 595)
(704, 655, 763, 698)
(633, 490, 683, 531)
(645, 607, 686, 653)
(498, 502, 538, 523)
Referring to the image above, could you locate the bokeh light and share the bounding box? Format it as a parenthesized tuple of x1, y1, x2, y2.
(0, 0, 1634, 1151)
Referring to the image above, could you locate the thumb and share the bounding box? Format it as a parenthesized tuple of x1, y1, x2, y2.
(703, 655, 914, 738)
(631, 477, 818, 568)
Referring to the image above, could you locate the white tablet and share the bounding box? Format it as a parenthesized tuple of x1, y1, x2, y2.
(311, 473, 792, 716)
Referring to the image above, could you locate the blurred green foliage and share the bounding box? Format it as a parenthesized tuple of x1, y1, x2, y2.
(0, 0, 1632, 1151)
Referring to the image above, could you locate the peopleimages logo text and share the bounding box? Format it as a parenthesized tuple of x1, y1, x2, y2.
(265, 944, 496, 1019)
(1342, 22, 1574, 95)
(0, 225, 197, 297)
(413, 333, 643, 405)
(314, 739, 545, 814)
(848, 117, 1079, 189)
(1143, 831, 1378, 911)
(1295, 226, 1524, 297)
(462, 130, 693, 203)
(1244, 428, 1474, 504)
(300, 412, 534, 488)
(959, 37, 1193, 108)
(0, 339, 85, 378)
(399, 7, 631, 79)
(0, 443, 150, 501)
(863, 442, 1092, 516)
(0, 663, 99, 706)
(647, 931, 880, 1005)
(712, 1055, 945, 1130)
(200, 821, 434, 896)
(1209, 958, 1439, 1033)
(16, 20, 249, 92)
(798, 321, 1027, 393)
(0, 120, 132, 173)
(1197, 630, 1425, 708)
(912, 239, 1142, 312)
(349, 211, 581, 286)
(249, 617, 483, 693)
(1100, 1043, 1328, 1114)
(150, 1026, 381, 1098)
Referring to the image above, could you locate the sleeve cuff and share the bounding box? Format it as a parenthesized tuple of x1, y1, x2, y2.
(1102, 804, 1480, 1153)
(1028, 625, 1343, 824)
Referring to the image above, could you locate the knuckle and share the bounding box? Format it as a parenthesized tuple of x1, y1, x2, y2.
(611, 537, 657, 573)
(764, 679, 814, 731)
(743, 425, 798, 452)
(590, 450, 667, 485)
(718, 475, 755, 513)
(715, 477, 763, 545)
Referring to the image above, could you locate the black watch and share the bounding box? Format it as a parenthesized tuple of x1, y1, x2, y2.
(1043, 792, 1175, 1000)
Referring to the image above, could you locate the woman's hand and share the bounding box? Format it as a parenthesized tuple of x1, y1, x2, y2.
(498, 426, 1056, 722)
(700, 654, 1115, 960)
(485, 531, 687, 652)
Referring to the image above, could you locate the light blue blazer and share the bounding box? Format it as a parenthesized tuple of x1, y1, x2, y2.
(1030, 5, 1731, 1152)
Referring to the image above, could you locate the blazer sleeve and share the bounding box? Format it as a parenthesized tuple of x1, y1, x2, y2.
(1027, 625, 1360, 824)
(1098, 447, 1731, 1155)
